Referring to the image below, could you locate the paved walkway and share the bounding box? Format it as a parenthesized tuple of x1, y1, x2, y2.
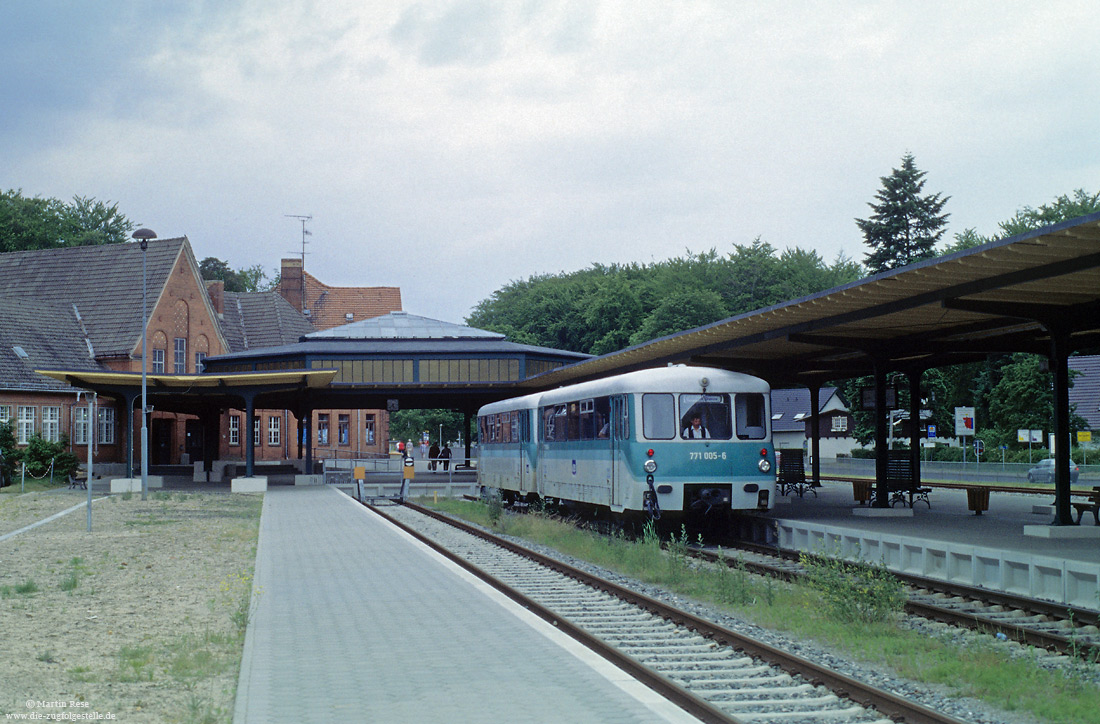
(234, 486, 699, 723)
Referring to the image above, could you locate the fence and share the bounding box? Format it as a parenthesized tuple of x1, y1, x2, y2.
(822, 456, 1096, 485)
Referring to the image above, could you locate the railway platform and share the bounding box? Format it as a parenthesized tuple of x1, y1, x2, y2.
(770, 482, 1100, 610)
(233, 485, 700, 724)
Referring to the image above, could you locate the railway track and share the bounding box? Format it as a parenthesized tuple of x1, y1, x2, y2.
(371, 500, 972, 724)
(696, 540, 1100, 662)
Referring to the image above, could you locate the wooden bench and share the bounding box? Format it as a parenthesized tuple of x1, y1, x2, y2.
(1071, 488, 1100, 525)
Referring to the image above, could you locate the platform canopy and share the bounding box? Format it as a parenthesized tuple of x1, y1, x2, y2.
(525, 211, 1100, 389)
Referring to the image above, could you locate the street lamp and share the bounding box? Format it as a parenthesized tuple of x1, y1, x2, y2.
(133, 228, 157, 500)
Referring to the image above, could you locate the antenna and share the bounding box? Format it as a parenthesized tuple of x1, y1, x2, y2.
(284, 214, 312, 267)
(285, 214, 312, 313)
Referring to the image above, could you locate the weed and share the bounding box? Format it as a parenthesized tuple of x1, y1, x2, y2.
(117, 644, 155, 682)
(68, 665, 95, 682)
(37, 650, 58, 663)
(121, 491, 132, 501)
(486, 490, 504, 527)
(59, 571, 79, 592)
(799, 550, 905, 624)
(14, 579, 38, 595)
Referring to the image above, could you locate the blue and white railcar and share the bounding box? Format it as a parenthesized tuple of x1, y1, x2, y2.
(477, 366, 774, 517)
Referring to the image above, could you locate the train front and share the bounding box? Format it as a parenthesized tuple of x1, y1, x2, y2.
(636, 371, 775, 516)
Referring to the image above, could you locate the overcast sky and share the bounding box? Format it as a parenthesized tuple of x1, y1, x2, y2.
(4, 1, 1098, 324)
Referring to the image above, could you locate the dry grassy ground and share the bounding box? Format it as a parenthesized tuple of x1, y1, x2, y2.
(0, 489, 262, 723)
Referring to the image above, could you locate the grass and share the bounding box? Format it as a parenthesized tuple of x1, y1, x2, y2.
(423, 497, 1100, 724)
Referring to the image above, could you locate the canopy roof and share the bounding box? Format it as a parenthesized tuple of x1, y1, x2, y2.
(524, 211, 1100, 389)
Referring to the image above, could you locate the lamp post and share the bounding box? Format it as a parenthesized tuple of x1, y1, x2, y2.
(133, 228, 157, 500)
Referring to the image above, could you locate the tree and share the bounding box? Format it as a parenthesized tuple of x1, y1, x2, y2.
(998, 189, 1100, 238)
(628, 289, 728, 346)
(857, 153, 950, 274)
(0, 189, 133, 252)
(389, 409, 474, 447)
(199, 257, 273, 292)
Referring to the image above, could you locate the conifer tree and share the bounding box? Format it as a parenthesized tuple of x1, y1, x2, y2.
(856, 153, 949, 273)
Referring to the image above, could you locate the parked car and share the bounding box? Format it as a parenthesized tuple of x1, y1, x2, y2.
(1026, 458, 1080, 483)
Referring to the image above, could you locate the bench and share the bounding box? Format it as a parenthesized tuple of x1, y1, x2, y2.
(777, 449, 815, 497)
(1071, 488, 1100, 525)
(869, 451, 930, 508)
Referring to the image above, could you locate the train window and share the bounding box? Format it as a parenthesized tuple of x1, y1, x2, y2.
(679, 394, 732, 440)
(542, 407, 556, 441)
(735, 394, 767, 440)
(642, 394, 675, 440)
(593, 397, 611, 439)
(510, 410, 519, 442)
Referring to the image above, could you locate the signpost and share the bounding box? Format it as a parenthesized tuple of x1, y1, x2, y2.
(1018, 429, 1043, 463)
(955, 407, 975, 464)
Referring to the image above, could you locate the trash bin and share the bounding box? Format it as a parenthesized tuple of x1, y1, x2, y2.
(852, 480, 871, 505)
(966, 487, 990, 515)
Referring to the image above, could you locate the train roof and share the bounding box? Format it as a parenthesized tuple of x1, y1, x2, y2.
(477, 366, 768, 415)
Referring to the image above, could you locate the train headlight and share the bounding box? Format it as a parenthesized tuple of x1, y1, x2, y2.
(643, 459, 658, 474)
(758, 459, 771, 473)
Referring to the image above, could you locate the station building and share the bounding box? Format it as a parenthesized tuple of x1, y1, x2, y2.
(0, 238, 401, 472)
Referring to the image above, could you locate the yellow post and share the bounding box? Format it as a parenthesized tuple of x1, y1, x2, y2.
(434, 492, 438, 504)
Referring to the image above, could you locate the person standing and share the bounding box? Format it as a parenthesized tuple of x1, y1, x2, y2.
(428, 441, 440, 471)
(440, 443, 452, 471)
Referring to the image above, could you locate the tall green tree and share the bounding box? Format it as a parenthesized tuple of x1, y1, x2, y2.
(0, 189, 133, 252)
(857, 153, 950, 274)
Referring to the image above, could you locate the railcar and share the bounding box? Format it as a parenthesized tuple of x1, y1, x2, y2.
(477, 366, 774, 518)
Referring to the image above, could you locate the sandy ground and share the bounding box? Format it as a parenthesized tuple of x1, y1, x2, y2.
(0, 489, 262, 723)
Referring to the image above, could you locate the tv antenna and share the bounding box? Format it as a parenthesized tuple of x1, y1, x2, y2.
(285, 214, 312, 266)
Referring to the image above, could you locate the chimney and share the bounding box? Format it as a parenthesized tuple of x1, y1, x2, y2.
(279, 258, 304, 311)
(206, 280, 225, 315)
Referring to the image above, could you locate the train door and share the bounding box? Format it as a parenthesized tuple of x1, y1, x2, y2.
(516, 410, 530, 495)
(610, 395, 628, 511)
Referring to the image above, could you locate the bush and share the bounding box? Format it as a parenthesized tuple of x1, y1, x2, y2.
(799, 551, 905, 624)
(21, 433, 79, 479)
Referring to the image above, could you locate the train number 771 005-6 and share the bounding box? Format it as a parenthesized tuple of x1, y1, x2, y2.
(689, 451, 726, 461)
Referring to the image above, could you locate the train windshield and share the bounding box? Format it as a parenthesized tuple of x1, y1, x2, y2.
(735, 393, 767, 439)
(679, 394, 733, 440)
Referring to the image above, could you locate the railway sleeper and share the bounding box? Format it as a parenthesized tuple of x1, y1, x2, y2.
(686, 682, 815, 696)
(732, 709, 891, 723)
(659, 662, 774, 678)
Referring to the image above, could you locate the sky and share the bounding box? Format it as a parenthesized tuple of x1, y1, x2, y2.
(3, 1, 1098, 324)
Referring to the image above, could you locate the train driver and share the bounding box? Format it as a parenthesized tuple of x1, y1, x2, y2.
(683, 415, 711, 439)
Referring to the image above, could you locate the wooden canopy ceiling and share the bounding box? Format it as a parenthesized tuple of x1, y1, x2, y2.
(524, 211, 1100, 389)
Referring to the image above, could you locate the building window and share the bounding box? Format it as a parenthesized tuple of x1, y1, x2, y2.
(253, 416, 261, 447)
(364, 415, 375, 444)
(338, 414, 349, 445)
(229, 415, 240, 446)
(41, 406, 61, 443)
(268, 416, 281, 446)
(98, 407, 116, 444)
(0, 405, 10, 424)
(152, 348, 165, 374)
(175, 338, 187, 374)
(317, 413, 329, 445)
(195, 352, 207, 372)
(17, 406, 35, 444)
(74, 407, 91, 445)
(831, 415, 848, 433)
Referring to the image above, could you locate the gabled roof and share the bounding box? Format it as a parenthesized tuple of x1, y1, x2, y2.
(305, 311, 504, 341)
(0, 237, 188, 359)
(221, 291, 316, 353)
(296, 269, 402, 330)
(0, 299, 100, 392)
(770, 387, 840, 433)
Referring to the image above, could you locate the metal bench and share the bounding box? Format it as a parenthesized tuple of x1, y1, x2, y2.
(869, 451, 930, 508)
(777, 449, 814, 497)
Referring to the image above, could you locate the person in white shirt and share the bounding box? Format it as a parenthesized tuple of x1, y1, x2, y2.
(683, 415, 710, 439)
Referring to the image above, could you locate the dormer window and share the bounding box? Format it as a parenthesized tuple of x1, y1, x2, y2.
(345, 313, 354, 321)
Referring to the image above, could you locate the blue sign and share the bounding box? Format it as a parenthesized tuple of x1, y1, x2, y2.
(927, 424, 937, 439)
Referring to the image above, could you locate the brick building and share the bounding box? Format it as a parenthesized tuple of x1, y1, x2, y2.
(274, 258, 402, 459)
(0, 239, 400, 472)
